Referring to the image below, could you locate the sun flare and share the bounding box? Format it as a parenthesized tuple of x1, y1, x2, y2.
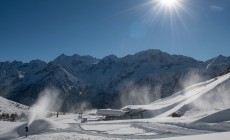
(158, 0, 180, 8)
(146, 0, 190, 30)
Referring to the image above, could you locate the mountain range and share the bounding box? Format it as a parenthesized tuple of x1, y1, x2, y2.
(0, 49, 230, 111)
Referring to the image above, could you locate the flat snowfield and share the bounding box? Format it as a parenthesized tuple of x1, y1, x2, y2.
(161, 132, 230, 140)
(0, 114, 230, 140)
(0, 73, 230, 139)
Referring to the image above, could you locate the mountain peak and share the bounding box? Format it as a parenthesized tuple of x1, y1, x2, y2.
(102, 55, 118, 61)
(28, 59, 46, 65)
(216, 55, 228, 60)
(135, 49, 163, 56)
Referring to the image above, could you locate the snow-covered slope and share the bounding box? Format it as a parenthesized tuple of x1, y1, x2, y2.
(0, 96, 29, 115)
(0, 73, 230, 139)
(122, 72, 230, 123)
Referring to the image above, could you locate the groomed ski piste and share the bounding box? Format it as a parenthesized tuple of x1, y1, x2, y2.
(0, 72, 230, 140)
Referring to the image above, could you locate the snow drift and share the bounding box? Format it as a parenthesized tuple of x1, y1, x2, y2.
(0, 118, 69, 139)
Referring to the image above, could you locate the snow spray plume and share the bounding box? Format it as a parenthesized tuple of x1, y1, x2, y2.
(175, 70, 205, 105)
(119, 81, 161, 107)
(179, 69, 205, 90)
(186, 80, 230, 115)
(28, 87, 62, 126)
(69, 101, 91, 114)
(78, 102, 90, 113)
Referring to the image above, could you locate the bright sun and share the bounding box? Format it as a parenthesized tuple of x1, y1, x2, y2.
(157, 0, 180, 9)
(148, 0, 188, 28)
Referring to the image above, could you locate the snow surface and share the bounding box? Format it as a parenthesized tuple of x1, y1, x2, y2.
(122, 73, 230, 122)
(0, 96, 29, 115)
(0, 72, 230, 139)
(161, 132, 230, 140)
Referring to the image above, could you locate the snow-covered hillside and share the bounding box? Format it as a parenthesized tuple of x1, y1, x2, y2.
(0, 96, 29, 115)
(123, 72, 230, 121)
(0, 72, 230, 139)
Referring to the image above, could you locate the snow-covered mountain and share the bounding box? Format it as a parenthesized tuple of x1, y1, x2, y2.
(0, 61, 83, 111)
(0, 49, 229, 111)
(1, 72, 230, 139)
(205, 55, 230, 76)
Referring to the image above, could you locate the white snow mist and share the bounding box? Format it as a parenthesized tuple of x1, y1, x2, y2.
(180, 70, 205, 89)
(119, 82, 161, 106)
(28, 87, 61, 126)
(69, 101, 91, 114)
(189, 81, 230, 113)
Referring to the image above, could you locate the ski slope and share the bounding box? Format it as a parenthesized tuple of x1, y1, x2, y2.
(0, 72, 230, 139)
(0, 96, 29, 115)
(123, 72, 230, 122)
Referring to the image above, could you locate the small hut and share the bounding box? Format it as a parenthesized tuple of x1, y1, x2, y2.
(96, 109, 127, 120)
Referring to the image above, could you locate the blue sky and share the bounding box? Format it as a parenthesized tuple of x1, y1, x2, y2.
(0, 0, 230, 62)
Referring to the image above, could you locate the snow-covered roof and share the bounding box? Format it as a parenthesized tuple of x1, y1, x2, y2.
(96, 109, 126, 117)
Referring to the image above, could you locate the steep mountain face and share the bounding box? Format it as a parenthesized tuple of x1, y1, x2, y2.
(205, 55, 230, 76)
(53, 54, 99, 74)
(0, 50, 230, 111)
(0, 60, 46, 98)
(223, 66, 230, 75)
(0, 61, 84, 110)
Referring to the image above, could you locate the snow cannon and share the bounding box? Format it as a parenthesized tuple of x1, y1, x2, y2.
(25, 126, 29, 137)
